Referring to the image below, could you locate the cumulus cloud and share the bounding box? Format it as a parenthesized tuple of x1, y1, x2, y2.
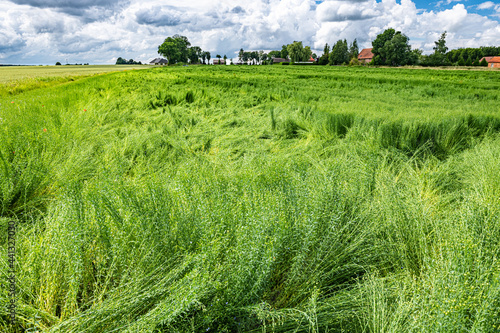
(135, 6, 183, 27)
(317, 1, 378, 22)
(8, 0, 125, 10)
(477, 1, 495, 10)
(230, 6, 246, 14)
(0, 0, 499, 64)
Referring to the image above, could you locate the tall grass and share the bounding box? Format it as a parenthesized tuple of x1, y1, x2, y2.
(0, 65, 499, 332)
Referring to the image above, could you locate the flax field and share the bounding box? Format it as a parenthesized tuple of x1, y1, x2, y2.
(1, 65, 500, 332)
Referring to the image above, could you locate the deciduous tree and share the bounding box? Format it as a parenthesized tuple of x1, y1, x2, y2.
(287, 41, 304, 63)
(329, 39, 349, 65)
(349, 39, 359, 60)
(158, 35, 191, 64)
(280, 45, 289, 59)
(188, 46, 202, 64)
(372, 29, 416, 66)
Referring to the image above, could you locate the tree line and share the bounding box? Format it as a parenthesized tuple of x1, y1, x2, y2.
(155, 31, 498, 67)
(116, 57, 142, 65)
(157, 35, 211, 64)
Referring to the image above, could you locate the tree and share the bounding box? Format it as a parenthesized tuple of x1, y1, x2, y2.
(329, 39, 349, 65)
(318, 44, 330, 65)
(323, 43, 330, 56)
(372, 29, 416, 66)
(384, 32, 412, 66)
(318, 53, 329, 65)
(158, 35, 191, 64)
(242, 52, 251, 63)
(55, 62, 61, 66)
(372, 28, 396, 65)
(116, 57, 141, 65)
(201, 52, 207, 64)
(303, 46, 312, 61)
(250, 51, 259, 64)
(457, 54, 465, 66)
(261, 52, 268, 64)
(349, 39, 359, 60)
(188, 46, 202, 64)
(206, 52, 211, 64)
(425, 31, 449, 66)
(280, 45, 289, 59)
(287, 41, 304, 63)
(268, 50, 281, 59)
(223, 54, 227, 63)
(480, 58, 488, 66)
(238, 48, 244, 62)
(434, 31, 448, 55)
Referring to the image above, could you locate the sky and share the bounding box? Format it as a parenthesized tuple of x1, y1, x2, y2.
(0, 0, 499, 65)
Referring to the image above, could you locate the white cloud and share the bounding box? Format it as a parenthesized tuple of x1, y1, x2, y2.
(0, 0, 499, 64)
(477, 1, 495, 10)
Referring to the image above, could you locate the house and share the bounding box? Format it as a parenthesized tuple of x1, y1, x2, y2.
(272, 58, 290, 64)
(486, 57, 500, 68)
(213, 59, 225, 65)
(149, 58, 168, 65)
(358, 48, 374, 64)
(479, 56, 494, 63)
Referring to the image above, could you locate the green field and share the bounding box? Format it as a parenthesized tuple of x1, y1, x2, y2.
(0, 65, 151, 96)
(1, 65, 500, 332)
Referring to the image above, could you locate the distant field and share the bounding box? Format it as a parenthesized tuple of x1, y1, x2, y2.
(1, 65, 500, 332)
(0, 65, 151, 95)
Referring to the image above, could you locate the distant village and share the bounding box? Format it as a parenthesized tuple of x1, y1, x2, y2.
(123, 31, 500, 69)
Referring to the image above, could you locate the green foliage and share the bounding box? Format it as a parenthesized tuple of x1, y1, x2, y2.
(116, 57, 141, 65)
(446, 46, 500, 64)
(157, 34, 191, 64)
(188, 46, 202, 64)
(372, 28, 396, 65)
(458, 55, 466, 66)
(1, 66, 500, 332)
(421, 32, 451, 66)
(349, 39, 359, 60)
(281, 45, 289, 59)
(287, 41, 306, 63)
(329, 39, 349, 65)
(372, 29, 418, 66)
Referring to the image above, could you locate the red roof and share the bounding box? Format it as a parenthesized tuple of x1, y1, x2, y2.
(479, 56, 494, 63)
(358, 48, 374, 60)
(488, 56, 500, 63)
(310, 56, 315, 61)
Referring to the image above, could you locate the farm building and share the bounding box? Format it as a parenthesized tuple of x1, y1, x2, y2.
(358, 48, 374, 64)
(149, 58, 168, 65)
(213, 59, 226, 65)
(272, 58, 290, 64)
(487, 57, 500, 68)
(479, 56, 495, 63)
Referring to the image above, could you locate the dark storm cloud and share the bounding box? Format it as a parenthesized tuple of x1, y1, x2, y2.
(135, 7, 183, 27)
